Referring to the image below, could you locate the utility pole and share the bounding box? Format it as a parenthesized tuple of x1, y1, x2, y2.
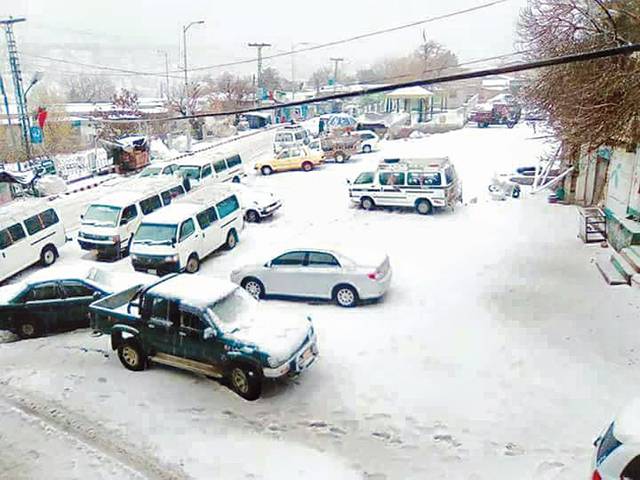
(248, 42, 271, 103)
(330, 57, 344, 92)
(182, 20, 204, 152)
(157, 50, 170, 100)
(1, 17, 30, 162)
(291, 42, 310, 101)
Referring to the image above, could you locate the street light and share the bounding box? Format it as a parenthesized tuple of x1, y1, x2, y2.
(156, 50, 170, 100)
(182, 20, 204, 151)
(291, 42, 311, 101)
(24, 71, 43, 100)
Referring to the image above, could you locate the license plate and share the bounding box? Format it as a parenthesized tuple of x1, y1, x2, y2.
(301, 347, 313, 362)
(147, 269, 157, 275)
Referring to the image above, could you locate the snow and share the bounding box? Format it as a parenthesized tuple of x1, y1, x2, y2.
(614, 399, 640, 444)
(2, 124, 639, 479)
(149, 274, 237, 308)
(385, 85, 434, 98)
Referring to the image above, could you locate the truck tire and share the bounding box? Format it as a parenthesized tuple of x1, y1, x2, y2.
(117, 339, 147, 372)
(228, 363, 262, 401)
(302, 161, 313, 172)
(40, 245, 57, 267)
(185, 254, 200, 273)
(335, 152, 346, 163)
(415, 199, 433, 215)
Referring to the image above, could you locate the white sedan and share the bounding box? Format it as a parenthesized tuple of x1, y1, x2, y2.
(354, 130, 380, 153)
(230, 248, 391, 307)
(229, 183, 282, 223)
(592, 399, 640, 479)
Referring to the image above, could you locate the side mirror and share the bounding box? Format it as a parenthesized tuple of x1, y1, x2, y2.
(264, 261, 271, 268)
(92, 291, 101, 300)
(203, 327, 216, 340)
(346, 179, 351, 185)
(80, 214, 84, 219)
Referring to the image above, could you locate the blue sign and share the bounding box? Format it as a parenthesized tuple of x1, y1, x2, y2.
(30, 126, 43, 144)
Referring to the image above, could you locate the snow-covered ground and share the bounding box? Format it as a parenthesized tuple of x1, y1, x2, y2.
(1, 124, 637, 479)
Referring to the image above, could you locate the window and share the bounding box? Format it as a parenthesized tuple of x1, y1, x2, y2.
(41, 209, 59, 228)
(379, 172, 405, 186)
(308, 252, 340, 267)
(271, 251, 306, 266)
(289, 148, 301, 158)
(149, 296, 170, 321)
(121, 205, 137, 224)
(277, 150, 290, 159)
(163, 165, 176, 174)
(294, 131, 304, 141)
(213, 159, 227, 173)
(27, 283, 60, 302)
(1, 223, 27, 249)
(196, 207, 218, 230)
(407, 172, 442, 187)
(24, 214, 44, 235)
(180, 310, 206, 332)
(179, 219, 196, 242)
(61, 281, 95, 298)
(161, 190, 172, 205)
(140, 195, 162, 215)
(216, 195, 240, 219)
(226, 154, 241, 168)
(0, 229, 11, 249)
(202, 164, 213, 178)
(177, 165, 201, 180)
(445, 166, 456, 185)
(162, 186, 185, 205)
(354, 172, 375, 184)
(361, 133, 374, 140)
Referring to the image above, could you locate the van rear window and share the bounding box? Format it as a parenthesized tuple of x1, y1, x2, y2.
(226, 155, 242, 168)
(408, 172, 442, 187)
(140, 195, 162, 215)
(216, 195, 240, 219)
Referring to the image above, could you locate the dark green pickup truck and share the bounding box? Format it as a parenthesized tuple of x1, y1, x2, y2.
(90, 273, 318, 400)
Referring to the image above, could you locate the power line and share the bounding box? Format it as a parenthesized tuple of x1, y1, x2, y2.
(90, 43, 640, 124)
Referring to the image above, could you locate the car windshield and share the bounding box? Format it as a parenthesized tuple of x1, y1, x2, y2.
(177, 166, 201, 180)
(206, 288, 256, 333)
(83, 205, 121, 227)
(133, 223, 177, 245)
(139, 167, 162, 177)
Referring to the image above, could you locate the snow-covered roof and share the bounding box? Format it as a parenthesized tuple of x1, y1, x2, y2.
(177, 186, 237, 206)
(0, 198, 54, 228)
(385, 86, 433, 99)
(148, 274, 237, 308)
(175, 156, 212, 167)
(141, 202, 202, 225)
(93, 177, 182, 207)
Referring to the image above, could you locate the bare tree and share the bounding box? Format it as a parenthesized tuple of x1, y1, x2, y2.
(309, 66, 333, 93)
(64, 75, 116, 103)
(518, 0, 640, 149)
(212, 72, 253, 110)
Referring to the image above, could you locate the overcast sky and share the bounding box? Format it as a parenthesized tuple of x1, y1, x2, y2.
(1, 0, 528, 89)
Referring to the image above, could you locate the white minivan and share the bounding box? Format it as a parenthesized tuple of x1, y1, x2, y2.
(0, 200, 66, 283)
(78, 177, 186, 259)
(175, 151, 245, 187)
(130, 188, 243, 275)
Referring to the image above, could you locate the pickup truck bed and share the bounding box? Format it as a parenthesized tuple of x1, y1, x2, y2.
(90, 284, 142, 333)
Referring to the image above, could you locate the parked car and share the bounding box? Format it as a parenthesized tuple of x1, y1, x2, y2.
(307, 134, 361, 163)
(131, 188, 243, 275)
(210, 183, 282, 223)
(1, 199, 66, 284)
(175, 151, 246, 186)
(273, 125, 309, 153)
(353, 130, 380, 153)
(348, 157, 463, 215)
(138, 162, 179, 178)
(230, 247, 392, 307)
(90, 274, 319, 400)
(255, 146, 324, 175)
(592, 399, 640, 479)
(78, 177, 186, 259)
(0, 265, 154, 339)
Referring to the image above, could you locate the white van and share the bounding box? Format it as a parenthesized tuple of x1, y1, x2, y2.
(348, 157, 463, 215)
(0, 200, 66, 283)
(175, 151, 245, 186)
(77, 177, 186, 258)
(273, 127, 307, 153)
(130, 188, 243, 275)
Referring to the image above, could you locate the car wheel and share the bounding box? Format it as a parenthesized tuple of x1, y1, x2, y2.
(512, 186, 521, 198)
(228, 364, 262, 401)
(363, 145, 372, 154)
(334, 285, 359, 308)
(415, 199, 433, 215)
(245, 210, 260, 223)
(261, 166, 273, 176)
(117, 339, 147, 372)
(226, 230, 238, 250)
(335, 152, 346, 163)
(185, 254, 200, 273)
(242, 277, 265, 299)
(17, 319, 41, 339)
(40, 245, 57, 267)
(232, 176, 241, 183)
(361, 197, 375, 210)
(302, 161, 313, 172)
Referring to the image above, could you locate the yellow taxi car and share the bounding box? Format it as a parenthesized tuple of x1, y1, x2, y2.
(255, 146, 324, 175)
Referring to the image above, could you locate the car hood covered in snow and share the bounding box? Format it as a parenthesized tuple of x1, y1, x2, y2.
(225, 311, 312, 365)
(0, 282, 27, 305)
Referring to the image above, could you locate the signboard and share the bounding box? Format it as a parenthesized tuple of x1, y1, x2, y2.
(30, 126, 43, 144)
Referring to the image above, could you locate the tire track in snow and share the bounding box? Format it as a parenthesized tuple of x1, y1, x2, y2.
(0, 382, 190, 480)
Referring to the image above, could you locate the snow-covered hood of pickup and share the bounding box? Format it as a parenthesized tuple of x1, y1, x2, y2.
(226, 311, 312, 365)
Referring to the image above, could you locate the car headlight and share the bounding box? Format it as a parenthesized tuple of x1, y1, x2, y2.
(165, 255, 178, 262)
(131, 254, 139, 261)
(267, 356, 281, 368)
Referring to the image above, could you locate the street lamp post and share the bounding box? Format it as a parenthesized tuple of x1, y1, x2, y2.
(157, 50, 170, 100)
(291, 42, 310, 102)
(182, 20, 204, 152)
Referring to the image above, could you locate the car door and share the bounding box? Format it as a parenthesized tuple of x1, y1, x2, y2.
(196, 207, 223, 254)
(119, 204, 139, 247)
(300, 251, 343, 298)
(59, 280, 100, 329)
(261, 251, 309, 296)
(177, 218, 201, 265)
(378, 171, 408, 206)
(22, 282, 65, 334)
(287, 148, 302, 170)
(142, 295, 179, 354)
(174, 309, 224, 376)
(274, 150, 290, 171)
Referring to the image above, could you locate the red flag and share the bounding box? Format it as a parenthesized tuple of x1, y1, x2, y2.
(36, 107, 48, 129)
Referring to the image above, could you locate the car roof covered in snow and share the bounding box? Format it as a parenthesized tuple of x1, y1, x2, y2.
(0, 199, 57, 228)
(147, 274, 237, 308)
(615, 398, 640, 444)
(177, 185, 237, 206)
(174, 155, 212, 167)
(93, 177, 182, 207)
(141, 202, 203, 225)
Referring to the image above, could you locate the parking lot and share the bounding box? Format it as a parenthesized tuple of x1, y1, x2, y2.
(2, 125, 639, 479)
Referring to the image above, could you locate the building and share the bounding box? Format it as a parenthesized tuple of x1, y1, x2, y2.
(384, 86, 434, 124)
